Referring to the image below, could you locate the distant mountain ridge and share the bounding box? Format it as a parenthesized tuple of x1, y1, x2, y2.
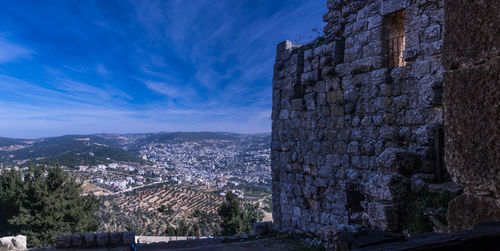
(0, 132, 270, 167)
(136, 132, 242, 144)
(0, 134, 143, 167)
(0, 137, 29, 147)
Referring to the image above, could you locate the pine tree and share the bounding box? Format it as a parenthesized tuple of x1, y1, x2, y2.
(0, 165, 100, 247)
(217, 192, 258, 235)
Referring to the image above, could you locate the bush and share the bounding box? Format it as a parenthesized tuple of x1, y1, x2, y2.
(404, 188, 458, 235)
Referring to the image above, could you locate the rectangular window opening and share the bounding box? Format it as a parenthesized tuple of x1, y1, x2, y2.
(383, 10, 406, 68)
(346, 182, 364, 213)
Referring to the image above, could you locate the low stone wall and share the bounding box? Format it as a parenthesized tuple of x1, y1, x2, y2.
(135, 236, 205, 243)
(54, 232, 134, 249)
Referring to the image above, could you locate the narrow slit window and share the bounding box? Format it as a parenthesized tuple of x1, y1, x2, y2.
(346, 182, 364, 213)
(383, 10, 406, 68)
(434, 124, 447, 182)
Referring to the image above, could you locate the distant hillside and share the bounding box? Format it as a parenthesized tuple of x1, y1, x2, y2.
(0, 135, 144, 167)
(0, 137, 29, 147)
(0, 132, 271, 167)
(136, 132, 241, 144)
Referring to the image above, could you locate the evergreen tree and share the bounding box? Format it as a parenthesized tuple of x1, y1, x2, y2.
(0, 165, 100, 247)
(217, 192, 258, 235)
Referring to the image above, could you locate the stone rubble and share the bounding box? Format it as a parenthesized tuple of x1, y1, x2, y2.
(0, 236, 27, 251)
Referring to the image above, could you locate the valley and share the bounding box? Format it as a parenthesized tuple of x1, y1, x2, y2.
(0, 132, 272, 236)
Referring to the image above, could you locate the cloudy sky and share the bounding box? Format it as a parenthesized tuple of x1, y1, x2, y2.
(0, 0, 325, 138)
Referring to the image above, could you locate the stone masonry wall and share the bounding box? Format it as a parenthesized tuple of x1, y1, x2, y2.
(272, 0, 445, 235)
(443, 0, 500, 231)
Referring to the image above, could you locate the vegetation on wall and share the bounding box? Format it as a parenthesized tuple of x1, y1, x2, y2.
(404, 188, 459, 235)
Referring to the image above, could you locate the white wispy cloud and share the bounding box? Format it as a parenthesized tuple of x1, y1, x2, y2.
(0, 0, 324, 137)
(0, 37, 33, 63)
(142, 80, 197, 100)
(96, 64, 109, 75)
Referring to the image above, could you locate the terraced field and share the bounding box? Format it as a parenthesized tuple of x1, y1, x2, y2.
(97, 183, 225, 236)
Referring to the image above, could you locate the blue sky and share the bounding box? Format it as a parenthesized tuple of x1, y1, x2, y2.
(0, 0, 325, 138)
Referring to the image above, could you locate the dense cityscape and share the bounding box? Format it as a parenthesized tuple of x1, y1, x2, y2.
(0, 133, 271, 195)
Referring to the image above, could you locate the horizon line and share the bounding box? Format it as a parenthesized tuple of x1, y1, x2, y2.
(0, 130, 272, 140)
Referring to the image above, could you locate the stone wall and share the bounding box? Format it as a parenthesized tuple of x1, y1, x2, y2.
(54, 232, 135, 249)
(443, 0, 500, 231)
(272, 0, 446, 235)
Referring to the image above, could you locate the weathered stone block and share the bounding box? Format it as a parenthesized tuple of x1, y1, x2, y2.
(71, 234, 82, 247)
(353, 19, 367, 33)
(351, 57, 373, 73)
(279, 109, 289, 120)
(423, 40, 442, 56)
(367, 202, 400, 232)
(345, 47, 362, 62)
(96, 232, 110, 246)
(322, 66, 336, 77)
(335, 63, 351, 76)
(448, 194, 500, 232)
(367, 15, 383, 29)
(379, 125, 396, 140)
(366, 174, 408, 201)
(293, 206, 302, 217)
(427, 182, 463, 194)
(302, 70, 319, 85)
(304, 93, 316, 110)
(357, 31, 370, 45)
(0, 235, 27, 250)
(405, 109, 426, 125)
(424, 24, 441, 41)
(328, 90, 344, 105)
(376, 148, 417, 176)
(381, 0, 410, 15)
(362, 41, 383, 57)
(110, 232, 122, 246)
(56, 235, 72, 248)
(291, 99, 304, 111)
(444, 58, 500, 194)
(409, 13, 430, 30)
(410, 173, 434, 194)
(84, 233, 96, 247)
(334, 142, 347, 155)
(371, 68, 389, 83)
(347, 141, 359, 155)
(443, 0, 500, 68)
(304, 49, 314, 60)
(276, 40, 294, 61)
(330, 105, 344, 116)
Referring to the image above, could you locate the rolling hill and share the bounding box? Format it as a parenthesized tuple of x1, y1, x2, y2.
(0, 135, 144, 167)
(0, 132, 270, 167)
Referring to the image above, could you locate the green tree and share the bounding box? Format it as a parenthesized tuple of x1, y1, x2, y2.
(217, 192, 258, 235)
(242, 204, 259, 233)
(0, 165, 100, 247)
